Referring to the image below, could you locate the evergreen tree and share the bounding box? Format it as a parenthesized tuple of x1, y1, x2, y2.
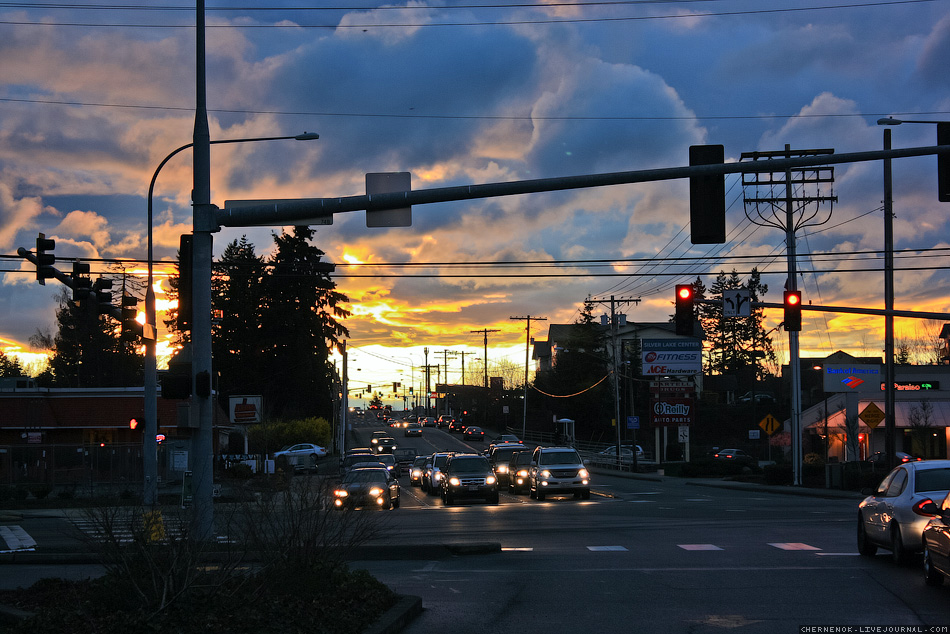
(0, 350, 23, 377)
(259, 226, 350, 420)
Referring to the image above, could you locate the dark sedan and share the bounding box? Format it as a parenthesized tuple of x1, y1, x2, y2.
(923, 490, 950, 586)
(332, 467, 401, 510)
(463, 426, 485, 441)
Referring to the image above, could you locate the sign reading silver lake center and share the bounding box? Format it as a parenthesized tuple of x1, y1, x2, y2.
(642, 339, 702, 376)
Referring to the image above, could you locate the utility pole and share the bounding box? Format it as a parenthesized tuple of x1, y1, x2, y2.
(510, 315, 546, 440)
(742, 146, 837, 486)
(589, 296, 640, 468)
(458, 350, 477, 386)
(470, 328, 500, 388)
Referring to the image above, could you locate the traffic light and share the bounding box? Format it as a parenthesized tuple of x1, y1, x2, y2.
(938, 122, 950, 203)
(93, 278, 113, 314)
(177, 234, 193, 331)
(688, 145, 726, 244)
(784, 290, 802, 331)
(129, 418, 139, 430)
(674, 284, 695, 336)
(71, 262, 92, 302)
(35, 233, 56, 284)
(121, 295, 142, 340)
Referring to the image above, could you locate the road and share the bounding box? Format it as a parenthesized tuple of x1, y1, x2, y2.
(2, 415, 948, 632)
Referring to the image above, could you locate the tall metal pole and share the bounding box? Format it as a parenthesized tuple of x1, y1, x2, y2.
(192, 0, 215, 540)
(611, 297, 622, 466)
(883, 128, 897, 471)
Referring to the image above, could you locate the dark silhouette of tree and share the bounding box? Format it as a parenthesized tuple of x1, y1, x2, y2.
(0, 349, 23, 377)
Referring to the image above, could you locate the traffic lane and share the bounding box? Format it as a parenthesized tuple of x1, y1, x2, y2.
(356, 519, 950, 633)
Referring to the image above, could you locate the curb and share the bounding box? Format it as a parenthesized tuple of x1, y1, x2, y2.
(364, 594, 423, 634)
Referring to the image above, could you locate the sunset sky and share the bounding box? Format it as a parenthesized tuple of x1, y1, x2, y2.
(2, 1, 949, 400)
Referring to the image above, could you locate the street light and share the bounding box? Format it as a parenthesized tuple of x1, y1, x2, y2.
(876, 116, 948, 472)
(143, 132, 318, 506)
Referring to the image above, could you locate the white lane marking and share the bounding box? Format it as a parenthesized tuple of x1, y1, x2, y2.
(678, 544, 724, 551)
(768, 542, 821, 551)
(587, 545, 628, 551)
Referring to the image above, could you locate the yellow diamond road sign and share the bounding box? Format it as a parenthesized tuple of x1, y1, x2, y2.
(759, 414, 781, 436)
(859, 402, 885, 429)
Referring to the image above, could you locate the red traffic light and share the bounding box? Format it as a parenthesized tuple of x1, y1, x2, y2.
(129, 418, 139, 430)
(783, 290, 802, 331)
(677, 285, 693, 301)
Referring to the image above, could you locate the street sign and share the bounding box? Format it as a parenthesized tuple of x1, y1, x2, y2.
(678, 425, 689, 443)
(749, 429, 761, 440)
(626, 416, 640, 430)
(759, 414, 781, 436)
(859, 402, 885, 429)
(723, 290, 751, 317)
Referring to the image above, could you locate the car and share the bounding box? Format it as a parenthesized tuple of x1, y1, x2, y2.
(404, 422, 423, 437)
(422, 417, 437, 427)
(857, 459, 950, 564)
(341, 452, 378, 475)
(374, 437, 397, 454)
(597, 445, 644, 464)
(422, 452, 454, 495)
(370, 431, 389, 446)
(737, 391, 775, 404)
(332, 467, 400, 510)
(393, 447, 418, 475)
(463, 426, 485, 441)
(490, 434, 521, 445)
(409, 455, 429, 487)
(712, 448, 755, 466)
(923, 490, 950, 586)
(529, 446, 590, 501)
(439, 453, 499, 505)
(272, 443, 327, 471)
(437, 415, 456, 429)
(346, 447, 373, 455)
(487, 442, 526, 485)
(376, 453, 397, 475)
(448, 419, 464, 433)
(507, 450, 533, 494)
(867, 452, 922, 469)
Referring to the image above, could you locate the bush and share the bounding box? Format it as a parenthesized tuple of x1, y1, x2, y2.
(225, 462, 254, 479)
(29, 485, 52, 500)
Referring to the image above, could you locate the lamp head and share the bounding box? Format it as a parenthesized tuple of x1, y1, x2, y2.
(295, 132, 320, 140)
(877, 117, 902, 126)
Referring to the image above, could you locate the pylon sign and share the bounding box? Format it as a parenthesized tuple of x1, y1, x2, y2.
(759, 414, 781, 436)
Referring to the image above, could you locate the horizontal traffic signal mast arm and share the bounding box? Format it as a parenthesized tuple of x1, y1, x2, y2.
(16, 246, 77, 291)
(216, 143, 950, 228)
(695, 298, 950, 321)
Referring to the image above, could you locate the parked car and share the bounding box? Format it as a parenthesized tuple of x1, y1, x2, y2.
(422, 452, 454, 495)
(737, 391, 775, 404)
(712, 448, 755, 467)
(332, 467, 400, 510)
(463, 426, 485, 441)
(867, 452, 922, 469)
(404, 422, 423, 437)
(857, 459, 950, 564)
(529, 446, 590, 501)
(922, 490, 950, 586)
(273, 443, 327, 472)
(487, 443, 526, 486)
(597, 445, 644, 464)
(409, 455, 429, 487)
(439, 453, 499, 506)
(507, 450, 533, 494)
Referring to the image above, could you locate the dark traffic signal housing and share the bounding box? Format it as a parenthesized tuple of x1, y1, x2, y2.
(938, 122, 950, 203)
(784, 290, 802, 331)
(674, 284, 695, 336)
(688, 145, 726, 244)
(35, 233, 56, 284)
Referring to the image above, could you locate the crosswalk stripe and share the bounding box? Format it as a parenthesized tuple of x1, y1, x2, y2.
(768, 542, 821, 551)
(0, 525, 36, 552)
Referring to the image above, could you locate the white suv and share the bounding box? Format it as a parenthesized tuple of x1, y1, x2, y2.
(529, 446, 590, 501)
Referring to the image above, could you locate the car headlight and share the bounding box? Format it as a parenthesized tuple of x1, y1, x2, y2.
(448, 476, 460, 486)
(497, 465, 508, 474)
(516, 469, 529, 477)
(486, 475, 496, 485)
(411, 469, 422, 477)
(433, 472, 442, 481)
(334, 490, 348, 498)
(578, 469, 589, 478)
(369, 487, 384, 497)
(540, 470, 552, 478)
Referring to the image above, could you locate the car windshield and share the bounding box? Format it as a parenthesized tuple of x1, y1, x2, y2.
(915, 467, 950, 493)
(492, 447, 519, 461)
(540, 450, 581, 466)
(344, 470, 387, 484)
(434, 454, 451, 467)
(451, 457, 490, 473)
(412, 457, 427, 467)
(377, 455, 395, 465)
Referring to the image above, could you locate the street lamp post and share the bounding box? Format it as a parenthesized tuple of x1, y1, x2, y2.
(876, 116, 948, 472)
(143, 132, 318, 506)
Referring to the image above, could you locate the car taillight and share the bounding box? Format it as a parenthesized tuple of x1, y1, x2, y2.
(913, 499, 937, 517)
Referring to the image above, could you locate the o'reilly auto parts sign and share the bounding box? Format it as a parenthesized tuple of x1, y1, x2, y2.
(642, 339, 702, 376)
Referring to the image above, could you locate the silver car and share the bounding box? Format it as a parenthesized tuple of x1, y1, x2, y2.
(857, 459, 950, 564)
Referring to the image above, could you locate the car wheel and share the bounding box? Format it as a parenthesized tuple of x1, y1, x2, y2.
(923, 546, 944, 586)
(536, 488, 545, 501)
(488, 492, 499, 505)
(857, 516, 878, 556)
(308, 454, 318, 471)
(444, 492, 453, 506)
(529, 487, 536, 499)
(581, 489, 591, 500)
(890, 524, 909, 565)
(392, 495, 400, 509)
